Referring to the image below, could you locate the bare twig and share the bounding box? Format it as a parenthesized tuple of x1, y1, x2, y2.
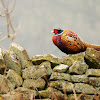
(0, 13, 6, 17)
(9, 0, 16, 13)
(0, 12, 2, 16)
(51, 87, 58, 100)
(0, 35, 8, 42)
(6, 0, 9, 10)
(62, 86, 67, 100)
(1, 0, 7, 12)
(71, 85, 78, 100)
(77, 93, 84, 100)
(0, 0, 20, 43)
(8, 14, 15, 33)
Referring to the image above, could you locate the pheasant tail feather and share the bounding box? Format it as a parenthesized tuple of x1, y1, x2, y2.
(84, 42, 100, 51)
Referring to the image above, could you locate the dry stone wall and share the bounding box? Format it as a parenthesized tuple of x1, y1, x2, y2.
(0, 43, 100, 100)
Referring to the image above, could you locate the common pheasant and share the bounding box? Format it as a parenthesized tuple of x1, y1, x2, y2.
(52, 28, 100, 54)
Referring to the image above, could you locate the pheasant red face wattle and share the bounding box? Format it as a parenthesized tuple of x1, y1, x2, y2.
(54, 29, 58, 34)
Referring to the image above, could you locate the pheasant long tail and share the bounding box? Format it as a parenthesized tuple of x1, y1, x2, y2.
(84, 42, 100, 51)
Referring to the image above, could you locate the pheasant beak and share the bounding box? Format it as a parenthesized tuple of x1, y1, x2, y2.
(51, 30, 54, 33)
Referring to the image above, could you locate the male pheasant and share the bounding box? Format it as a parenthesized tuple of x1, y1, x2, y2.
(52, 28, 100, 54)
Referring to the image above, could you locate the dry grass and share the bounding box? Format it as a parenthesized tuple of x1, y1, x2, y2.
(0, 0, 21, 42)
(0, 0, 21, 100)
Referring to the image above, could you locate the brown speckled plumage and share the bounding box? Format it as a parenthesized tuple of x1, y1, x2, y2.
(52, 29, 100, 54)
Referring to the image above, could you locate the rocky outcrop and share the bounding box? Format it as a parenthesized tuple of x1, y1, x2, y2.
(0, 43, 100, 100)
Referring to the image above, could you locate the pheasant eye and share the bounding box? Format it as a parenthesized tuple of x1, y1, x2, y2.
(54, 29, 58, 34)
